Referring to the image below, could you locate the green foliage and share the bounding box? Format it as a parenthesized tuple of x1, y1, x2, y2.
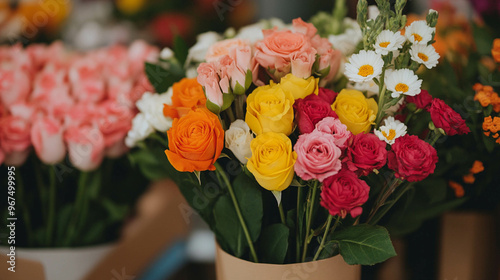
(257, 224, 290, 264)
(331, 224, 396, 265)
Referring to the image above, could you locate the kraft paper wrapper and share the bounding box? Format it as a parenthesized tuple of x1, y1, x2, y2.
(438, 212, 497, 280)
(215, 244, 361, 280)
(0, 179, 188, 280)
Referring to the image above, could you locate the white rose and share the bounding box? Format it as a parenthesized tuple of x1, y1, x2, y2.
(136, 88, 173, 131)
(235, 18, 286, 44)
(186, 31, 221, 65)
(125, 113, 155, 148)
(225, 120, 254, 164)
(328, 18, 362, 56)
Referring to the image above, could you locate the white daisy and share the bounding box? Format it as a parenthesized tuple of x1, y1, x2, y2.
(385, 69, 422, 98)
(374, 116, 407, 145)
(410, 44, 440, 69)
(344, 50, 384, 83)
(404, 20, 435, 45)
(374, 30, 406, 56)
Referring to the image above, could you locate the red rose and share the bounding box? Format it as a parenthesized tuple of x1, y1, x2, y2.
(293, 88, 338, 134)
(388, 135, 438, 182)
(320, 169, 370, 218)
(406, 89, 433, 110)
(345, 133, 387, 176)
(428, 98, 470, 135)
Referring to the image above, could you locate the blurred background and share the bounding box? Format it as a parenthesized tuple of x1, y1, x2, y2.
(1, 1, 499, 280)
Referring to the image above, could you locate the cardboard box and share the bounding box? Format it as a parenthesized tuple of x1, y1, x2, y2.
(0, 179, 189, 280)
(438, 211, 497, 280)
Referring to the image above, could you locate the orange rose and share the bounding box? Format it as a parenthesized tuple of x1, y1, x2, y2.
(165, 108, 224, 172)
(163, 78, 206, 119)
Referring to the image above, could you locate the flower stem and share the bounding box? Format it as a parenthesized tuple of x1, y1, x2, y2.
(369, 182, 412, 225)
(375, 83, 387, 127)
(16, 171, 34, 246)
(64, 172, 87, 246)
(313, 215, 339, 261)
(367, 178, 404, 225)
(215, 162, 259, 263)
(45, 166, 57, 246)
(279, 203, 286, 225)
(302, 181, 319, 262)
(296, 186, 303, 262)
(429, 130, 443, 146)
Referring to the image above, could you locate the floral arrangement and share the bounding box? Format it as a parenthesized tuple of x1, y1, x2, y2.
(0, 41, 158, 247)
(134, 0, 471, 266)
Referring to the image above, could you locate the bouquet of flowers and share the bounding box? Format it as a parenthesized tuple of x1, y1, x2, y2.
(0, 40, 158, 247)
(135, 0, 470, 267)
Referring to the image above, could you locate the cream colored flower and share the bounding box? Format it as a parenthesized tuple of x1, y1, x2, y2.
(225, 120, 254, 164)
(410, 44, 440, 69)
(385, 69, 422, 98)
(374, 30, 405, 56)
(404, 20, 435, 45)
(344, 50, 384, 83)
(374, 116, 407, 145)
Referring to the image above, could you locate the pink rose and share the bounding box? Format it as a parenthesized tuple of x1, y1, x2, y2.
(294, 91, 338, 134)
(345, 133, 387, 176)
(69, 58, 106, 103)
(97, 101, 134, 148)
(294, 130, 342, 182)
(292, 18, 318, 39)
(311, 35, 333, 55)
(9, 102, 35, 121)
(31, 116, 66, 164)
(197, 63, 224, 107)
(0, 116, 31, 154)
(320, 169, 370, 218)
(319, 49, 342, 84)
(315, 117, 352, 149)
(0, 70, 31, 107)
(4, 150, 31, 166)
(254, 29, 312, 72)
(388, 135, 438, 182)
(291, 48, 317, 78)
(65, 125, 105, 171)
(103, 45, 131, 81)
(205, 38, 250, 63)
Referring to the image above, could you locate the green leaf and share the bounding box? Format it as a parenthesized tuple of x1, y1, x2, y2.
(482, 134, 496, 153)
(257, 223, 289, 264)
(173, 36, 189, 65)
(145, 62, 184, 93)
(245, 69, 253, 90)
(129, 144, 171, 180)
(206, 99, 222, 114)
(213, 195, 245, 258)
(221, 93, 235, 111)
(233, 81, 246, 96)
(233, 173, 263, 242)
(100, 198, 129, 222)
(333, 224, 396, 265)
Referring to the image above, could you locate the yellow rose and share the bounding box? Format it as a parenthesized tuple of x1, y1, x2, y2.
(280, 74, 319, 100)
(245, 84, 294, 135)
(247, 132, 297, 191)
(331, 89, 378, 135)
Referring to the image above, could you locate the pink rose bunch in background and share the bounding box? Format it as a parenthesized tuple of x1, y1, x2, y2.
(0, 41, 158, 170)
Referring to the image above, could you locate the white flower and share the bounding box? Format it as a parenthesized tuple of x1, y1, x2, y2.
(344, 50, 384, 83)
(235, 18, 286, 43)
(185, 67, 198, 78)
(160, 48, 174, 60)
(328, 18, 362, 56)
(385, 69, 422, 98)
(136, 88, 174, 131)
(410, 44, 440, 69)
(374, 30, 405, 56)
(404, 20, 435, 45)
(125, 113, 155, 148)
(225, 120, 254, 164)
(374, 116, 407, 145)
(186, 32, 222, 65)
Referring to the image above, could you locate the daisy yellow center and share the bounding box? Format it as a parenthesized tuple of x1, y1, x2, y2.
(381, 129, 396, 140)
(418, 52, 429, 62)
(412, 33, 423, 42)
(395, 83, 409, 93)
(379, 42, 390, 48)
(358, 65, 374, 77)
